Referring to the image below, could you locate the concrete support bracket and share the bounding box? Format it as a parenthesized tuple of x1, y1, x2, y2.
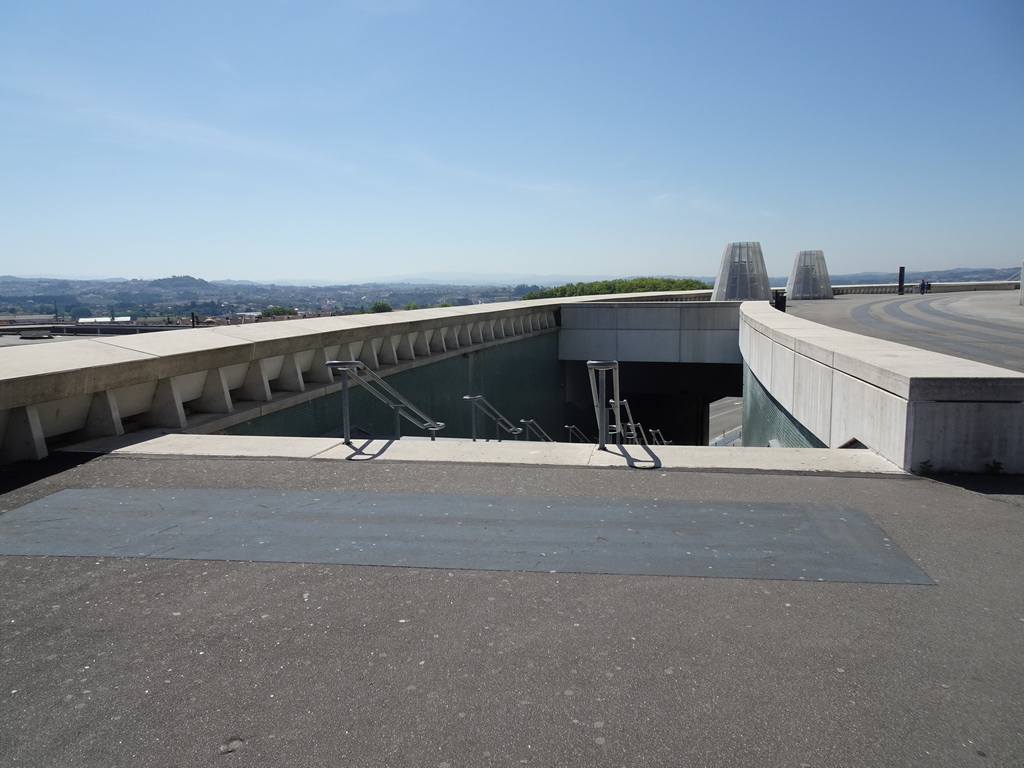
(85, 390, 125, 438)
(241, 360, 272, 402)
(141, 378, 188, 429)
(0, 405, 47, 463)
(275, 353, 306, 392)
(195, 368, 234, 413)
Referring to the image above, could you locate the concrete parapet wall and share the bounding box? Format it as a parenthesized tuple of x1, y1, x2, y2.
(832, 281, 1020, 296)
(739, 302, 1024, 472)
(559, 302, 742, 363)
(0, 289, 716, 464)
(0, 301, 564, 464)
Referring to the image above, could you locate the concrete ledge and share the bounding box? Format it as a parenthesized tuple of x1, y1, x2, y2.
(100, 434, 904, 474)
(740, 302, 1024, 472)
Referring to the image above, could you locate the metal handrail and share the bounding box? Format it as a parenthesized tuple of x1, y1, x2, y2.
(519, 419, 554, 442)
(586, 360, 653, 448)
(326, 360, 445, 443)
(617, 401, 650, 446)
(626, 419, 648, 446)
(587, 360, 623, 450)
(618, 400, 638, 443)
(463, 395, 523, 441)
(564, 425, 593, 443)
(649, 428, 670, 445)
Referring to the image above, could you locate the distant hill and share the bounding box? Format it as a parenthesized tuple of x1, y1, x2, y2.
(148, 275, 210, 288)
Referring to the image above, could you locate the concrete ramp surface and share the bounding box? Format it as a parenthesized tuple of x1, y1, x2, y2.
(0, 489, 931, 584)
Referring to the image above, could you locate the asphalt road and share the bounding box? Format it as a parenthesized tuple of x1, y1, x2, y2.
(708, 397, 743, 446)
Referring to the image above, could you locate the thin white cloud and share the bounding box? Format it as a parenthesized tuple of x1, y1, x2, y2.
(393, 146, 581, 197)
(0, 72, 338, 170)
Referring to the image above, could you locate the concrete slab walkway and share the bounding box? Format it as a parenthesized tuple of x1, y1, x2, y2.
(73, 432, 905, 474)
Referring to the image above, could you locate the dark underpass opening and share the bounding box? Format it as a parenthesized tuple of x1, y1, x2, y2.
(562, 361, 742, 446)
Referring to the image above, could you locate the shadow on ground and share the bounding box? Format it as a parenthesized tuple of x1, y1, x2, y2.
(0, 452, 99, 495)
(927, 472, 1024, 507)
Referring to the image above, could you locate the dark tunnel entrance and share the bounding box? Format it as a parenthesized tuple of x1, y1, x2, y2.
(562, 361, 743, 446)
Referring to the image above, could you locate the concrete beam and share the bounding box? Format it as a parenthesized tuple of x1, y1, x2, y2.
(560, 303, 742, 364)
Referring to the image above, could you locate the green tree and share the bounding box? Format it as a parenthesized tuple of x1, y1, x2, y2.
(401, 301, 420, 310)
(520, 277, 711, 300)
(262, 306, 298, 316)
(368, 301, 393, 313)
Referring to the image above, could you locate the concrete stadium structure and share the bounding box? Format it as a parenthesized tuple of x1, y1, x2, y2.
(2, 286, 1022, 473)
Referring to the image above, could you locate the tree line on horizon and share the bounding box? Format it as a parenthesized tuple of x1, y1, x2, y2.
(520, 277, 711, 300)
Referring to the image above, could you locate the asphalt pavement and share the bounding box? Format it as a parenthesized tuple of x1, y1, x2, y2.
(1, 452, 1021, 767)
(787, 291, 1024, 372)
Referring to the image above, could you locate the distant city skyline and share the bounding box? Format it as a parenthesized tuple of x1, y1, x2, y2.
(2, 1, 1022, 284)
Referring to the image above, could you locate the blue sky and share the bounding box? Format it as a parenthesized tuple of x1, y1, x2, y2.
(1, 0, 1022, 284)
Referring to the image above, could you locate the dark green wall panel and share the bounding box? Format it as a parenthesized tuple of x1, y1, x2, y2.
(741, 363, 826, 449)
(224, 333, 564, 440)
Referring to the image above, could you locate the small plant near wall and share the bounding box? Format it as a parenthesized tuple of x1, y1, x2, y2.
(984, 459, 1004, 475)
(916, 459, 934, 475)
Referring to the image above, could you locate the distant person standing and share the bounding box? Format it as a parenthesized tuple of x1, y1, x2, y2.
(919, 279, 927, 295)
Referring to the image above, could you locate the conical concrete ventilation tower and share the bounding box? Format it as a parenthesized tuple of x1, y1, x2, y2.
(786, 250, 834, 300)
(710, 242, 771, 301)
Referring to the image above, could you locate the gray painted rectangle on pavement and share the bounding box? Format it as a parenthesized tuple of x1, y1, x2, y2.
(0, 489, 932, 584)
